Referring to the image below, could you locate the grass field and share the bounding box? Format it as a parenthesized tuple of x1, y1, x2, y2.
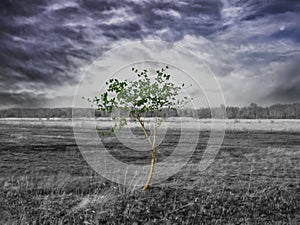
(0, 119, 299, 224)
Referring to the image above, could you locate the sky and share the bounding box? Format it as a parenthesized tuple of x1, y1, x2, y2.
(0, 0, 300, 109)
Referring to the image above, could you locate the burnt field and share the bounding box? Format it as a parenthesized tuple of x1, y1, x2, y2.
(0, 119, 300, 224)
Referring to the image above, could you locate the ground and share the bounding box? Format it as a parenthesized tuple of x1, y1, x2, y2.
(0, 119, 299, 224)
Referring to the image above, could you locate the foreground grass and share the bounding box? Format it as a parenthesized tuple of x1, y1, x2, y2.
(1, 169, 299, 225)
(1, 122, 300, 224)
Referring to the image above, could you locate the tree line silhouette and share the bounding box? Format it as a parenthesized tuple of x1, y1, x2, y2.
(0, 103, 300, 119)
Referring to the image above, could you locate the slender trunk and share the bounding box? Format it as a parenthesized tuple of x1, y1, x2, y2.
(137, 116, 152, 146)
(142, 145, 156, 190)
(142, 110, 158, 191)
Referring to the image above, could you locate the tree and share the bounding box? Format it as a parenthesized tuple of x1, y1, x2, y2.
(88, 66, 189, 190)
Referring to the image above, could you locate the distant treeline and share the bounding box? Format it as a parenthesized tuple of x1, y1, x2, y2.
(224, 103, 300, 119)
(0, 103, 300, 119)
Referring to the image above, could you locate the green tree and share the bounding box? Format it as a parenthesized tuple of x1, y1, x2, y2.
(88, 66, 189, 190)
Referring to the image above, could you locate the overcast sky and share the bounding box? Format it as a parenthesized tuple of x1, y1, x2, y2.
(0, 0, 300, 108)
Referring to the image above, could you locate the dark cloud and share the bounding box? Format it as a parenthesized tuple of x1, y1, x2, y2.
(0, 91, 48, 108)
(0, 0, 300, 107)
(235, 0, 300, 21)
(99, 22, 142, 40)
(0, 90, 74, 109)
(0, 0, 223, 90)
(0, 0, 114, 87)
(217, 0, 300, 44)
(132, 0, 223, 38)
(0, 0, 46, 17)
(271, 25, 300, 43)
(265, 57, 300, 103)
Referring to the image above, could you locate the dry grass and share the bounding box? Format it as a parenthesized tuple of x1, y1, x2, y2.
(0, 121, 300, 224)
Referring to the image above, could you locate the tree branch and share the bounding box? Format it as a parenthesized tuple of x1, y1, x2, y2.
(136, 116, 152, 146)
(152, 109, 158, 149)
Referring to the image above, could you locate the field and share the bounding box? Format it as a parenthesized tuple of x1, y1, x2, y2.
(0, 118, 300, 224)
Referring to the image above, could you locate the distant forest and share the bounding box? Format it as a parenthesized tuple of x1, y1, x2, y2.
(0, 103, 300, 119)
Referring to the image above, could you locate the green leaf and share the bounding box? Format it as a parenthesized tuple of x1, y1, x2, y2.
(85, 65, 190, 132)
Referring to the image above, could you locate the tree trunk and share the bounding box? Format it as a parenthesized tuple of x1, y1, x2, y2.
(142, 110, 158, 191)
(142, 146, 156, 190)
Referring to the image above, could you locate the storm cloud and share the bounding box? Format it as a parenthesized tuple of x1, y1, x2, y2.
(264, 57, 300, 103)
(0, 0, 300, 108)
